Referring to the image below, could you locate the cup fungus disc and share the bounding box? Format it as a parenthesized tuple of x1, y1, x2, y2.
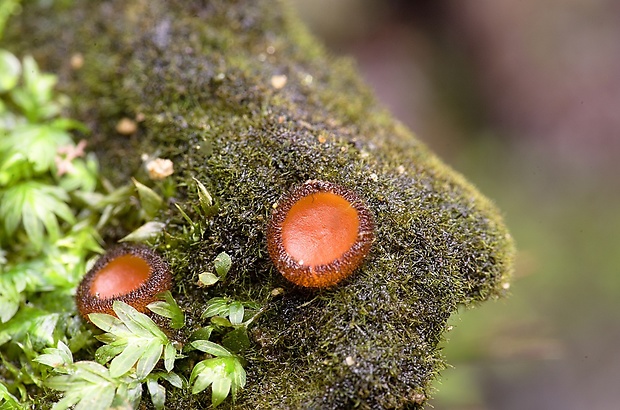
(267, 180, 375, 287)
(282, 192, 360, 266)
(90, 254, 151, 298)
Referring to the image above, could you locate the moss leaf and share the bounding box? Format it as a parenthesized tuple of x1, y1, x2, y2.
(109, 342, 145, 378)
(198, 272, 219, 287)
(190, 340, 231, 357)
(146, 291, 185, 330)
(132, 178, 163, 219)
(213, 252, 232, 279)
(0, 49, 20, 92)
(146, 377, 166, 410)
(135, 339, 163, 380)
(228, 302, 244, 326)
(118, 221, 165, 243)
(163, 342, 176, 373)
(211, 372, 232, 407)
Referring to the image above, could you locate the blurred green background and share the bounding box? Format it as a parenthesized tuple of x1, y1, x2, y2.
(293, 1, 620, 409)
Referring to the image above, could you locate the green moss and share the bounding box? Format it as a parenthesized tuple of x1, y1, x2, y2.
(4, 0, 514, 408)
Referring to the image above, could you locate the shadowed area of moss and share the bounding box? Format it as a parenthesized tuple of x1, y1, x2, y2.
(6, 0, 514, 408)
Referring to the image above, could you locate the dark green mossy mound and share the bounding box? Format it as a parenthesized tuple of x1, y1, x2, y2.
(7, 0, 514, 408)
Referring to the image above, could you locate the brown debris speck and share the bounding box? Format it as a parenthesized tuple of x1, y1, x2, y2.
(116, 117, 138, 135)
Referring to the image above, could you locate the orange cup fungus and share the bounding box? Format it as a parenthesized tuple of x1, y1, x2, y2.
(76, 244, 172, 319)
(267, 180, 375, 287)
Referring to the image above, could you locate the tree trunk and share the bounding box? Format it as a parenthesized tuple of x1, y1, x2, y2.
(6, 0, 514, 408)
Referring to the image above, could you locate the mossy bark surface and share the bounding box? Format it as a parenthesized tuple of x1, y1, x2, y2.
(6, 0, 514, 408)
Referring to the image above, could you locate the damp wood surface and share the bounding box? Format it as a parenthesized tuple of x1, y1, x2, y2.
(5, 0, 514, 408)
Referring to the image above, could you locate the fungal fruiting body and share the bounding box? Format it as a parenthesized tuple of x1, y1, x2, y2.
(267, 180, 375, 287)
(76, 244, 172, 319)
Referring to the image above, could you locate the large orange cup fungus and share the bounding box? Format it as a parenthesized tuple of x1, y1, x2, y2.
(76, 244, 172, 319)
(267, 180, 375, 287)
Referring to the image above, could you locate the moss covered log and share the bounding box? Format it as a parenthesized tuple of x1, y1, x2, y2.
(6, 0, 514, 408)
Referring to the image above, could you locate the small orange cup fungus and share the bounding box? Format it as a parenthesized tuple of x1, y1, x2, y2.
(267, 180, 375, 287)
(76, 244, 172, 319)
